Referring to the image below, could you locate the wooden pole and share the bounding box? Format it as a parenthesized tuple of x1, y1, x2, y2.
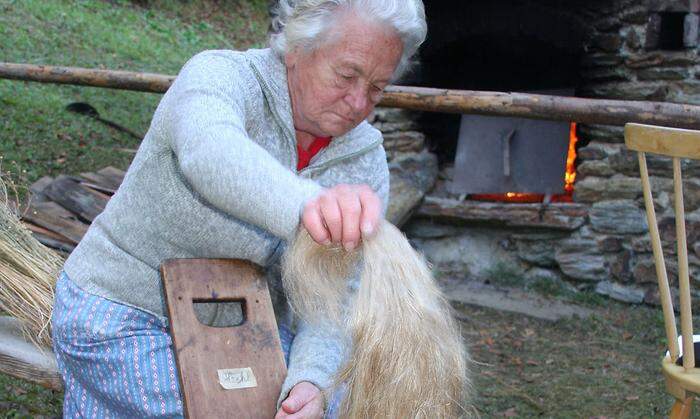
(3, 62, 700, 128)
(0, 62, 173, 93)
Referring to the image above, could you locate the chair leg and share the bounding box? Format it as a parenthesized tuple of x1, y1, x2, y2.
(670, 397, 693, 419)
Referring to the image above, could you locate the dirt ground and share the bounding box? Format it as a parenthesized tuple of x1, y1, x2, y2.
(457, 299, 681, 417)
(1, 293, 690, 418)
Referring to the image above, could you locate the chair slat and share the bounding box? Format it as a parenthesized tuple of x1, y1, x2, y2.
(625, 123, 700, 159)
(673, 158, 695, 369)
(638, 152, 679, 361)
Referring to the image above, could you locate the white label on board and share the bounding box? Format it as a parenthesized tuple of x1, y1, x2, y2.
(217, 368, 257, 390)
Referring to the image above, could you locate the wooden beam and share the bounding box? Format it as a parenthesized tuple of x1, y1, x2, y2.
(416, 197, 588, 230)
(4, 62, 700, 128)
(0, 62, 173, 93)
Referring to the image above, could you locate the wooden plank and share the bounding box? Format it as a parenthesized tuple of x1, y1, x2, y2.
(22, 201, 89, 244)
(625, 123, 700, 159)
(0, 316, 62, 391)
(79, 166, 125, 194)
(44, 175, 108, 222)
(416, 197, 588, 230)
(161, 259, 286, 419)
(28, 176, 54, 203)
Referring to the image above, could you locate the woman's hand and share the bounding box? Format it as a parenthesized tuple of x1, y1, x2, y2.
(301, 184, 381, 250)
(275, 381, 325, 419)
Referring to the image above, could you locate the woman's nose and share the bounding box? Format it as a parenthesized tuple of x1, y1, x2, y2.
(345, 85, 369, 114)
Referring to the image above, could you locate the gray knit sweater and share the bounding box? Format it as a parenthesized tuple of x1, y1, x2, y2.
(62, 48, 390, 406)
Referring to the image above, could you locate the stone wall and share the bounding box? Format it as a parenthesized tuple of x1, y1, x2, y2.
(371, 1, 700, 305)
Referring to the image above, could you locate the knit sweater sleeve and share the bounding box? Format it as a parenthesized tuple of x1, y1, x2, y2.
(163, 51, 322, 241)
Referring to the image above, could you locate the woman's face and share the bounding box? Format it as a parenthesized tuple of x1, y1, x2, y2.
(285, 14, 403, 138)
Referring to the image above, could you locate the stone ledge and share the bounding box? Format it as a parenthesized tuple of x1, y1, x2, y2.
(415, 197, 588, 231)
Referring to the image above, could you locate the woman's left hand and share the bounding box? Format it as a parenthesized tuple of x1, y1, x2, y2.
(275, 381, 325, 419)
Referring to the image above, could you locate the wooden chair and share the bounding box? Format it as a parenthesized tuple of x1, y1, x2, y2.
(624, 123, 700, 419)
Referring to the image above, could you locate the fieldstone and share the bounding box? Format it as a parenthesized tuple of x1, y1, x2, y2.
(609, 250, 633, 281)
(581, 53, 624, 68)
(373, 120, 417, 134)
(650, 176, 674, 193)
(590, 200, 648, 234)
(594, 17, 622, 32)
(592, 33, 623, 52)
(631, 235, 652, 252)
(625, 53, 665, 69)
(515, 238, 558, 267)
(666, 82, 700, 104)
(371, 107, 416, 123)
(525, 267, 563, 283)
(582, 82, 668, 101)
(645, 154, 674, 178)
(555, 237, 609, 281)
(652, 191, 672, 213)
(597, 235, 624, 252)
(624, 28, 642, 50)
(382, 130, 425, 154)
(403, 219, 461, 239)
(632, 256, 659, 284)
(577, 142, 619, 160)
(574, 176, 642, 203)
(577, 160, 615, 178)
(582, 67, 631, 83)
(413, 228, 518, 279)
(620, 6, 649, 24)
(577, 124, 625, 144)
(684, 179, 700, 211)
(387, 151, 439, 226)
(685, 159, 700, 177)
(595, 281, 646, 304)
(684, 12, 700, 47)
(638, 67, 690, 81)
(657, 213, 700, 253)
(644, 285, 683, 307)
(608, 148, 639, 174)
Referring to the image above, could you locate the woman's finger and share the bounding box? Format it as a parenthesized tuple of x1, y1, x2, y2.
(337, 190, 362, 250)
(284, 397, 324, 419)
(281, 382, 320, 414)
(301, 200, 330, 245)
(319, 192, 343, 244)
(358, 185, 381, 239)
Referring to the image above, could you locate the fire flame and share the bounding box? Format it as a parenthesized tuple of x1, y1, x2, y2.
(470, 122, 578, 203)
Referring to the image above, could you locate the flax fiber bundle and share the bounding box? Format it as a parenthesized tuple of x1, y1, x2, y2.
(282, 220, 471, 418)
(0, 177, 63, 348)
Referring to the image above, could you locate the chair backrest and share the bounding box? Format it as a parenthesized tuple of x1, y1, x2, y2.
(624, 123, 700, 371)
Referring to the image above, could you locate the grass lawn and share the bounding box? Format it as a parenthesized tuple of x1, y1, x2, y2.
(0, 0, 268, 189)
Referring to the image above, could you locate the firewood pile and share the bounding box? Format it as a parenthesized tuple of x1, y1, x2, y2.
(20, 166, 125, 255)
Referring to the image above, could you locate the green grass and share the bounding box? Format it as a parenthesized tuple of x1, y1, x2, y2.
(484, 262, 527, 288)
(0, 0, 268, 187)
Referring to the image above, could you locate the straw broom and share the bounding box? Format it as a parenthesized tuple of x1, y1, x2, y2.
(0, 175, 63, 348)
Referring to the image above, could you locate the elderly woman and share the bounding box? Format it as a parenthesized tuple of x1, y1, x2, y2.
(50, 0, 426, 417)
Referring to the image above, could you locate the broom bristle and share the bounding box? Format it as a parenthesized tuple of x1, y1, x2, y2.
(0, 175, 63, 348)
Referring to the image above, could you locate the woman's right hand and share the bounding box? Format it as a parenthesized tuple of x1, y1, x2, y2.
(301, 184, 381, 251)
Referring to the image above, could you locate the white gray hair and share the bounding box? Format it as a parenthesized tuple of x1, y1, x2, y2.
(269, 0, 427, 80)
